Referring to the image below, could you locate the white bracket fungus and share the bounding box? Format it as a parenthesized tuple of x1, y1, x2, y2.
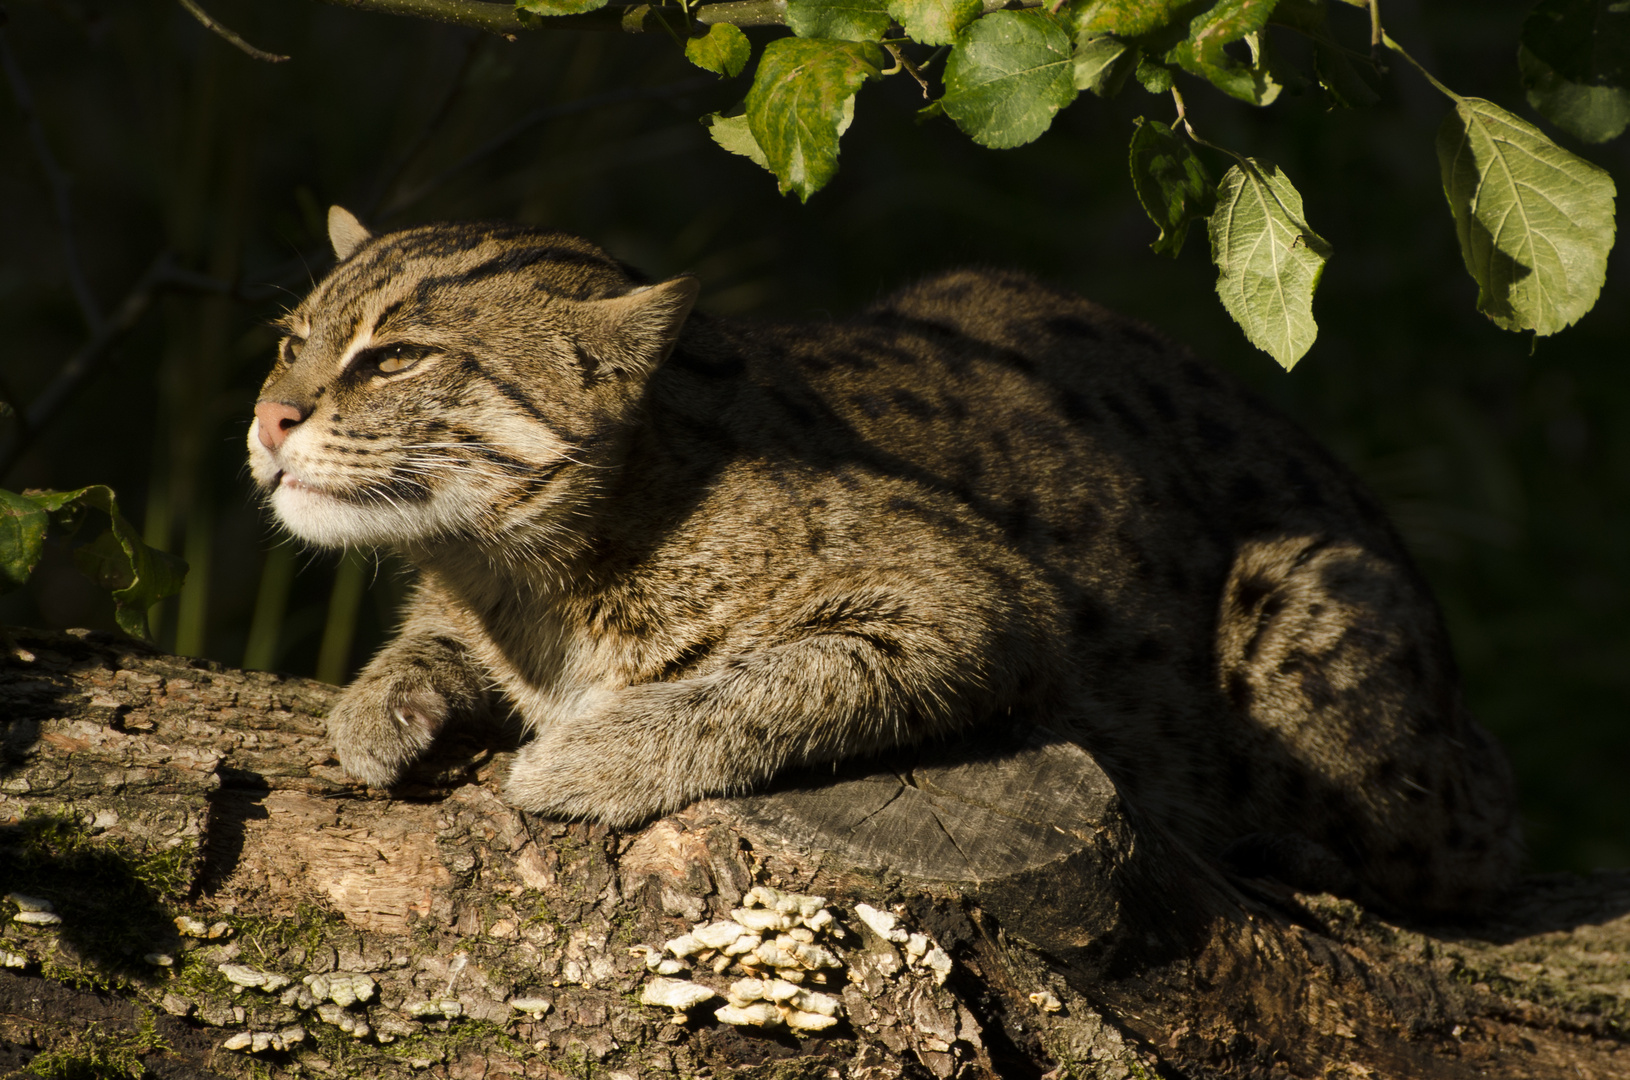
(174, 916, 233, 939)
(639, 977, 719, 1023)
(853, 902, 953, 985)
(1029, 990, 1064, 1013)
(304, 971, 377, 1007)
(218, 963, 292, 993)
(11, 911, 61, 927)
(221, 1026, 307, 1053)
(853, 903, 908, 944)
(316, 1002, 373, 1038)
(407, 998, 464, 1019)
(719, 977, 842, 1032)
(508, 996, 554, 1018)
(644, 886, 849, 1036)
(5, 893, 52, 913)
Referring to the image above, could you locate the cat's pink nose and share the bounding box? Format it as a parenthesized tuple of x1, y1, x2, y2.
(255, 401, 305, 450)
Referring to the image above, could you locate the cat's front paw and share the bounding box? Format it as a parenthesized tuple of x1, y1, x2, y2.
(326, 678, 451, 789)
(503, 728, 681, 827)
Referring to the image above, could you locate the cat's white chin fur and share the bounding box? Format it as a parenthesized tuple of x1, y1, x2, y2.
(249, 420, 483, 549)
(266, 479, 485, 549)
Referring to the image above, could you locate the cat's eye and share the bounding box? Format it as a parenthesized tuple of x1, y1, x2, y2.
(278, 336, 304, 363)
(352, 343, 434, 377)
(377, 348, 419, 374)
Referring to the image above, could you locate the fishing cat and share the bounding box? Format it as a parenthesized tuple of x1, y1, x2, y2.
(247, 206, 1519, 912)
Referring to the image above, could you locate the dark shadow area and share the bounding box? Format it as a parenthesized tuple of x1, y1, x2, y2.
(0, 813, 184, 992)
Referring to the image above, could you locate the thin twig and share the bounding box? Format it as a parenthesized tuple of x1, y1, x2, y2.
(175, 0, 290, 62)
(1379, 32, 1458, 100)
(882, 43, 931, 98)
(1369, 0, 1382, 62)
(381, 77, 715, 218)
(0, 32, 102, 335)
(0, 258, 271, 481)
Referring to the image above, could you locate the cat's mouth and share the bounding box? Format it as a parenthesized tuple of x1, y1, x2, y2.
(273, 469, 328, 497)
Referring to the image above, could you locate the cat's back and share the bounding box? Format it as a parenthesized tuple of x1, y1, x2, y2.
(711, 267, 1401, 576)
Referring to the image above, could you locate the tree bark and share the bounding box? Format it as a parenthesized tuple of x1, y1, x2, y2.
(1, 627, 1627, 1079)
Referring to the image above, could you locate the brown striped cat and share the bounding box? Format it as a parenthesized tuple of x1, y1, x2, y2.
(246, 206, 1520, 912)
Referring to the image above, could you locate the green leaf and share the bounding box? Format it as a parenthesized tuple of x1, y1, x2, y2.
(1069, 0, 1191, 38)
(1075, 36, 1137, 95)
(514, 0, 607, 16)
(1129, 117, 1216, 256)
(1519, 0, 1630, 143)
(942, 10, 1079, 149)
(0, 488, 51, 593)
(1166, 0, 1282, 104)
(0, 485, 186, 638)
(705, 111, 772, 169)
(786, 0, 893, 41)
(1135, 54, 1175, 93)
(746, 38, 883, 200)
(887, 0, 981, 46)
(1208, 157, 1331, 369)
(687, 23, 753, 77)
(1436, 97, 1618, 335)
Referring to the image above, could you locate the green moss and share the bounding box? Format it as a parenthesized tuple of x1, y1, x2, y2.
(0, 808, 196, 991)
(13, 1012, 168, 1080)
(229, 902, 347, 965)
(370, 1017, 546, 1076)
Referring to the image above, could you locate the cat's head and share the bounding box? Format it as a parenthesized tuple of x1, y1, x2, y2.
(248, 207, 698, 550)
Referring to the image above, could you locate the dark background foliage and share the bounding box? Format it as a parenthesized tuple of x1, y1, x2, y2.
(1, 0, 1625, 870)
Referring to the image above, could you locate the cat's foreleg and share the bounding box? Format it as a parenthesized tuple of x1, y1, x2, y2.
(327, 587, 492, 788)
(506, 619, 1029, 825)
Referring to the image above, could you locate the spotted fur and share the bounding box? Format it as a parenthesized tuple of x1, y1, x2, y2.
(247, 207, 1520, 912)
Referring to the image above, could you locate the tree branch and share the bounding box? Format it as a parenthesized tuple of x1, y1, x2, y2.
(175, 0, 291, 62)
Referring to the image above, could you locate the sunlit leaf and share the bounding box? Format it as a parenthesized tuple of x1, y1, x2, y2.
(0, 485, 187, 638)
(687, 23, 753, 77)
(1436, 97, 1617, 335)
(1208, 157, 1331, 368)
(0, 488, 50, 593)
(942, 10, 1078, 149)
(888, 0, 981, 46)
(1519, 0, 1630, 143)
(1069, 0, 1191, 38)
(747, 38, 883, 200)
(1129, 117, 1216, 256)
(1135, 54, 1175, 93)
(514, 0, 608, 16)
(1075, 36, 1137, 95)
(705, 111, 772, 169)
(1166, 0, 1282, 104)
(787, 0, 893, 41)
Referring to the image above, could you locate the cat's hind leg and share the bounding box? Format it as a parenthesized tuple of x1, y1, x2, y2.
(1214, 533, 1521, 912)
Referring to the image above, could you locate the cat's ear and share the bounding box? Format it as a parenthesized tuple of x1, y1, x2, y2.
(327, 205, 373, 261)
(571, 276, 700, 380)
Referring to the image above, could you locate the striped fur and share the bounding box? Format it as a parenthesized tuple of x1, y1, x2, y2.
(247, 207, 1520, 912)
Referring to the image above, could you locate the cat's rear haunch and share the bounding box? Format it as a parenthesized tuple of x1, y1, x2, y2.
(248, 207, 1519, 912)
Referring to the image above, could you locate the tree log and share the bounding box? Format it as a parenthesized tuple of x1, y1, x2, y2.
(1, 627, 1627, 1079)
